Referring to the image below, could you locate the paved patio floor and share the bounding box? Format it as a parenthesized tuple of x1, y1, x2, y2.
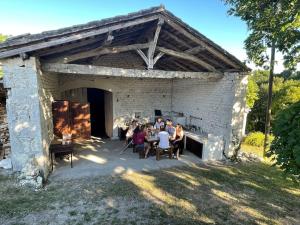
(49, 137, 203, 180)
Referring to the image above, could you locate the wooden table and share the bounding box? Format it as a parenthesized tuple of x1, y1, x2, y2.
(49, 141, 74, 171)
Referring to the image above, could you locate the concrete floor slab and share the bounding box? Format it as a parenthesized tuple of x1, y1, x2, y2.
(49, 138, 203, 181)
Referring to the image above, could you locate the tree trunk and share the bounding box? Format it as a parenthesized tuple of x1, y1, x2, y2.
(263, 41, 276, 156)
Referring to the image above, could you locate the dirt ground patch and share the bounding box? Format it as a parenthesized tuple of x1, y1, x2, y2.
(0, 162, 299, 225)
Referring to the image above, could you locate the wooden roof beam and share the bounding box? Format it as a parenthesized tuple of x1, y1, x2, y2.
(156, 46, 218, 72)
(163, 16, 240, 69)
(48, 42, 150, 63)
(42, 62, 224, 80)
(0, 15, 160, 59)
(162, 29, 191, 48)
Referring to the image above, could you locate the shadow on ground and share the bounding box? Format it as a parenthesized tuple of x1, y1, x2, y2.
(0, 161, 299, 225)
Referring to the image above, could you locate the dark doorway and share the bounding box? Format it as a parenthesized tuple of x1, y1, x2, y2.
(87, 88, 107, 138)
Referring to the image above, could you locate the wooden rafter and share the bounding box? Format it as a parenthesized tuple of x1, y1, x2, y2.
(42, 62, 224, 80)
(48, 42, 150, 63)
(185, 46, 205, 54)
(156, 46, 217, 72)
(0, 15, 160, 59)
(36, 38, 103, 57)
(163, 16, 240, 69)
(161, 29, 191, 48)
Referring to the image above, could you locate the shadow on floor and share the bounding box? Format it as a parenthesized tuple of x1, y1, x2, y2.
(50, 137, 203, 180)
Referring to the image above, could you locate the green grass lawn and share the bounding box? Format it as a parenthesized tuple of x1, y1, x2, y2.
(0, 162, 299, 225)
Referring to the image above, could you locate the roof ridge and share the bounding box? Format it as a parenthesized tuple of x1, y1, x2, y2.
(0, 5, 165, 49)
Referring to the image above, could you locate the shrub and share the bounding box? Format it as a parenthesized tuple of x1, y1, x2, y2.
(267, 101, 300, 180)
(244, 132, 274, 147)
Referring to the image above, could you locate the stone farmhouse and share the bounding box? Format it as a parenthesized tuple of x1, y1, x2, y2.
(0, 6, 249, 179)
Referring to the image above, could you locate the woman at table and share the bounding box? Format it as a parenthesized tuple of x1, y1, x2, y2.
(165, 119, 175, 137)
(132, 125, 150, 158)
(125, 120, 137, 146)
(172, 124, 184, 159)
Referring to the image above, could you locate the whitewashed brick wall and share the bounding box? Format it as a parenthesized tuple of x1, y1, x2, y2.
(172, 72, 248, 155)
(58, 75, 172, 137)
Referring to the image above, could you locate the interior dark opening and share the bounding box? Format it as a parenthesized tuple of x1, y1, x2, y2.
(186, 137, 203, 158)
(87, 88, 107, 138)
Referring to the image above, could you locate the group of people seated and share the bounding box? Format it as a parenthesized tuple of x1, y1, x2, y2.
(125, 117, 184, 159)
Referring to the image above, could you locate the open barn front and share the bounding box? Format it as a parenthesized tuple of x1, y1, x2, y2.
(0, 6, 249, 182)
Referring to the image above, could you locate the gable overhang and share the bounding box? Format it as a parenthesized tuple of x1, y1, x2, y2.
(0, 6, 251, 73)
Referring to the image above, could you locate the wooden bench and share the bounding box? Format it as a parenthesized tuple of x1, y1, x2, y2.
(156, 147, 173, 160)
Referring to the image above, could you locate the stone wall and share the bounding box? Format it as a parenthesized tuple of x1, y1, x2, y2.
(0, 99, 10, 158)
(2, 57, 51, 179)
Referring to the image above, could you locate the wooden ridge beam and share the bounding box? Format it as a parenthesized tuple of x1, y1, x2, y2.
(0, 15, 160, 59)
(156, 46, 217, 72)
(42, 62, 224, 80)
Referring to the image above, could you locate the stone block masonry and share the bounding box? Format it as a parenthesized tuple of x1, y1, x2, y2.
(0, 101, 10, 159)
(2, 57, 50, 184)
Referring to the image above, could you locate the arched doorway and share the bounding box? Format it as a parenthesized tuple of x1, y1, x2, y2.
(87, 88, 113, 138)
(60, 87, 113, 138)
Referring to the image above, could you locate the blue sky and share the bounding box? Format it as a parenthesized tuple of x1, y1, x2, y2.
(0, 0, 286, 72)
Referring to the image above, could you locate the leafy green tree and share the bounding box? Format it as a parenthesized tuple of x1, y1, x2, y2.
(0, 34, 7, 43)
(268, 101, 300, 180)
(246, 75, 259, 109)
(247, 70, 300, 132)
(279, 70, 300, 80)
(224, 0, 300, 155)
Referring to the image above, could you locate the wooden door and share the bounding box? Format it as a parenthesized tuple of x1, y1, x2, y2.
(52, 101, 71, 138)
(71, 103, 91, 139)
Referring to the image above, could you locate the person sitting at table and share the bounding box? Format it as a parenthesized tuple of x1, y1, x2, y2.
(165, 119, 175, 137)
(153, 117, 164, 131)
(125, 120, 137, 146)
(171, 124, 184, 159)
(158, 126, 170, 149)
(132, 124, 150, 157)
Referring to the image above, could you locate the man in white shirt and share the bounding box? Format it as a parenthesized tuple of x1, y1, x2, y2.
(158, 129, 170, 149)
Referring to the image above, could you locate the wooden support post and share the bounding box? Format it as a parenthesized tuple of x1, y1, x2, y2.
(135, 18, 164, 69)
